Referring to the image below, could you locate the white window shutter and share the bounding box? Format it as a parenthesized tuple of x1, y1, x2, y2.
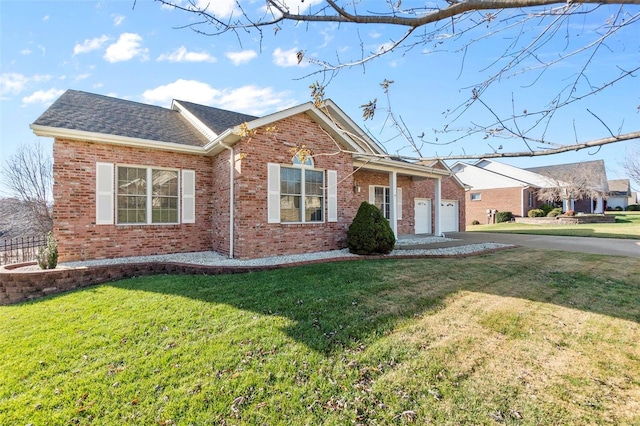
(267, 163, 281, 223)
(369, 185, 375, 204)
(327, 170, 338, 222)
(95, 162, 114, 225)
(182, 170, 196, 224)
(397, 187, 403, 220)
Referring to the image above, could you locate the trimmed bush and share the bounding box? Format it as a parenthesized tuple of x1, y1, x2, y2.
(528, 209, 545, 218)
(495, 211, 513, 223)
(539, 204, 554, 215)
(347, 202, 396, 255)
(547, 208, 563, 217)
(614, 206, 623, 211)
(471, 220, 481, 225)
(626, 204, 640, 211)
(37, 231, 59, 270)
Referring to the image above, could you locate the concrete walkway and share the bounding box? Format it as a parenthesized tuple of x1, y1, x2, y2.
(399, 232, 640, 258)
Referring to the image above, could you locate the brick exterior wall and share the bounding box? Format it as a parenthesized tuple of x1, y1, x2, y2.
(53, 139, 214, 261)
(465, 187, 545, 225)
(227, 114, 357, 259)
(51, 117, 466, 262)
(353, 171, 466, 235)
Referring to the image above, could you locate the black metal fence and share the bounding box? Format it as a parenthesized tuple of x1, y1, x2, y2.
(0, 235, 46, 266)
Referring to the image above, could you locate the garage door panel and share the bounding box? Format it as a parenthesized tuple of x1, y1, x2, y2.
(440, 200, 459, 233)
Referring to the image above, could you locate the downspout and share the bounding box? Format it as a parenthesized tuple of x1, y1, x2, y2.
(220, 142, 234, 258)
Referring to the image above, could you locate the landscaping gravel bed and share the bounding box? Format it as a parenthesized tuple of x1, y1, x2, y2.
(60, 239, 512, 269)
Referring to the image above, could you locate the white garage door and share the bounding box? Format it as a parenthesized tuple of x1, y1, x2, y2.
(440, 200, 459, 233)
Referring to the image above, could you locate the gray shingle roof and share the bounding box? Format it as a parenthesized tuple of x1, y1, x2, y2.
(175, 100, 257, 135)
(526, 160, 609, 191)
(32, 90, 210, 147)
(608, 179, 630, 194)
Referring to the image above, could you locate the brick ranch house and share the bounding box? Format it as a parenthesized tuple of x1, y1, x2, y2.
(452, 159, 609, 225)
(31, 90, 465, 262)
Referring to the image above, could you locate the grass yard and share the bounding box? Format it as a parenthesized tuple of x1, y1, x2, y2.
(468, 211, 640, 239)
(1, 248, 639, 425)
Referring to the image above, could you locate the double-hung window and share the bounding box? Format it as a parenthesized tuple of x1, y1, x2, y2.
(96, 162, 195, 225)
(117, 166, 179, 224)
(267, 160, 338, 224)
(280, 166, 324, 223)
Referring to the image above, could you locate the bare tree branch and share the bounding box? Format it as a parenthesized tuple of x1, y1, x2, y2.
(155, 0, 640, 160)
(0, 140, 53, 234)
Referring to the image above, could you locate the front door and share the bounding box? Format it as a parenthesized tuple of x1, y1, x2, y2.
(414, 198, 431, 234)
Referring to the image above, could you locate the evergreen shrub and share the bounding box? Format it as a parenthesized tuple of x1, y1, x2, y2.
(347, 202, 396, 255)
(495, 211, 513, 223)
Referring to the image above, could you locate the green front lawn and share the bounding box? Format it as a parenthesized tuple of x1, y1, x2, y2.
(1, 249, 639, 425)
(468, 211, 640, 239)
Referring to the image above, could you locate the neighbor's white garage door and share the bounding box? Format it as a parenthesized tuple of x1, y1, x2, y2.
(440, 200, 459, 233)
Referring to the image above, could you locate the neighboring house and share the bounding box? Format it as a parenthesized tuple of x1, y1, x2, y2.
(30, 90, 465, 262)
(607, 179, 633, 210)
(452, 159, 609, 225)
(525, 160, 608, 213)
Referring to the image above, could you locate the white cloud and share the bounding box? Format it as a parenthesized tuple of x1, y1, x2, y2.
(104, 33, 149, 63)
(272, 47, 307, 67)
(74, 35, 110, 55)
(75, 73, 91, 81)
(21, 48, 32, 55)
(192, 0, 238, 17)
(163, 0, 238, 17)
(0, 73, 29, 96)
(377, 42, 395, 54)
(0, 73, 51, 98)
(225, 50, 257, 65)
(215, 85, 296, 115)
(43, 15, 49, 22)
(142, 79, 296, 115)
(142, 79, 221, 106)
(263, 0, 323, 17)
(22, 88, 64, 106)
(112, 14, 125, 26)
(157, 46, 216, 63)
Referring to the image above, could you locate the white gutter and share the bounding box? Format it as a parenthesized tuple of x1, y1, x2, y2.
(220, 141, 234, 258)
(30, 124, 206, 155)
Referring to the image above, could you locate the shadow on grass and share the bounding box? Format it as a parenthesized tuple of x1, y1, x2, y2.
(104, 248, 640, 354)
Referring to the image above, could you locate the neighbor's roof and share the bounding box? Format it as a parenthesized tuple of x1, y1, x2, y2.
(608, 179, 630, 194)
(32, 89, 210, 147)
(526, 160, 609, 192)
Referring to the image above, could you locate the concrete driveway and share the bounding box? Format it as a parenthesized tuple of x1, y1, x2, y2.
(444, 232, 640, 258)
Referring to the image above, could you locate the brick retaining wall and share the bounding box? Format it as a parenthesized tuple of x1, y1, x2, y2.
(515, 215, 616, 225)
(0, 246, 512, 305)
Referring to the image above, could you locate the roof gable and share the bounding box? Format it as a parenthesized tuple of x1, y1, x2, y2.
(452, 162, 532, 189)
(474, 159, 559, 187)
(173, 100, 257, 137)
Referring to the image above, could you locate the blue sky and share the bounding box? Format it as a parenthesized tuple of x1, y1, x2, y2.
(1, 0, 638, 197)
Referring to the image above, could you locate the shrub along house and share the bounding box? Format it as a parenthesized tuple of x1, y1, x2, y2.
(31, 90, 465, 262)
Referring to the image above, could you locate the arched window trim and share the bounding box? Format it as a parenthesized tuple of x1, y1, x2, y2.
(292, 151, 314, 167)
